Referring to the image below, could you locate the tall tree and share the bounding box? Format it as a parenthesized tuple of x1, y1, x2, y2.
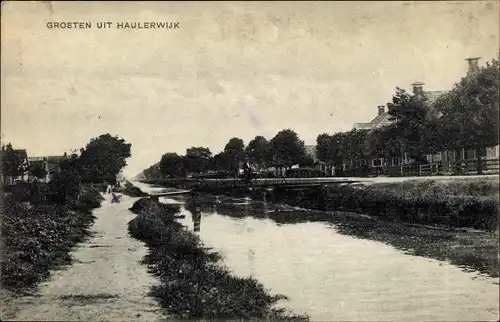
(434, 58, 499, 173)
(160, 153, 185, 178)
(340, 130, 369, 168)
(386, 88, 435, 162)
(211, 152, 231, 172)
(184, 147, 212, 174)
(224, 137, 245, 159)
(143, 163, 162, 180)
(269, 129, 307, 169)
(245, 136, 271, 170)
(223, 138, 245, 175)
(28, 161, 47, 180)
(316, 133, 332, 163)
(369, 124, 405, 162)
(78, 134, 132, 182)
(1, 143, 27, 184)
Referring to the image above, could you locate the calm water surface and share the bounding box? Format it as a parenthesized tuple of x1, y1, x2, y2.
(134, 182, 499, 321)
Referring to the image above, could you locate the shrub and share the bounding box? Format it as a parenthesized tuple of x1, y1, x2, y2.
(78, 188, 104, 213)
(269, 181, 498, 231)
(1, 181, 103, 293)
(46, 170, 82, 205)
(1, 201, 97, 292)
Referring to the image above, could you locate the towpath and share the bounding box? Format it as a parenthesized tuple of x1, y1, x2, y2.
(1, 194, 165, 321)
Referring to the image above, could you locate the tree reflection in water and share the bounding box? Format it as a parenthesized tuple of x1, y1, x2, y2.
(184, 193, 210, 233)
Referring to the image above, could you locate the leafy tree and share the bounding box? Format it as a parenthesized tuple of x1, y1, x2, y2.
(329, 133, 346, 166)
(223, 138, 245, 175)
(340, 130, 369, 168)
(299, 154, 315, 167)
(386, 88, 435, 162)
(160, 153, 185, 178)
(224, 138, 245, 159)
(316, 133, 332, 163)
(269, 129, 307, 170)
(28, 161, 47, 180)
(245, 136, 271, 171)
(77, 134, 132, 182)
(47, 168, 81, 206)
(143, 163, 162, 180)
(1, 143, 27, 184)
(368, 124, 405, 161)
(59, 152, 80, 173)
(211, 152, 232, 172)
(434, 58, 499, 173)
(183, 147, 212, 174)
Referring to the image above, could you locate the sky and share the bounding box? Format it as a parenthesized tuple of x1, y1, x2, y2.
(1, 1, 498, 177)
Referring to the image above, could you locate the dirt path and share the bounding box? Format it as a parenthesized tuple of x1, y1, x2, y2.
(2, 194, 165, 321)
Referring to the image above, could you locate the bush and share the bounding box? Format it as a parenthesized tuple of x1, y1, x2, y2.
(1, 201, 97, 292)
(10, 182, 31, 202)
(1, 181, 103, 293)
(46, 170, 82, 205)
(77, 188, 104, 213)
(287, 182, 499, 231)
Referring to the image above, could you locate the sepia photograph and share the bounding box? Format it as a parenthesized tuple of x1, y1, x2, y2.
(1, 1, 499, 321)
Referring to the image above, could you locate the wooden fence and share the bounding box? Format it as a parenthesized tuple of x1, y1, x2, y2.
(345, 158, 500, 177)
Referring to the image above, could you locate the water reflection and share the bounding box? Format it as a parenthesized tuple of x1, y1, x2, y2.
(132, 182, 499, 321)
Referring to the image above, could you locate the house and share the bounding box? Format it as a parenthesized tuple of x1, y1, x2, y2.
(350, 57, 499, 172)
(0, 148, 30, 185)
(304, 144, 334, 176)
(28, 155, 66, 182)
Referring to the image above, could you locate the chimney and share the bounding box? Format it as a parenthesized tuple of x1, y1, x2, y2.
(465, 57, 481, 75)
(412, 81, 425, 96)
(377, 105, 385, 115)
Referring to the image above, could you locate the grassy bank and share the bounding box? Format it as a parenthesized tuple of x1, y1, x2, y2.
(300, 179, 499, 231)
(1, 186, 104, 294)
(197, 178, 499, 232)
(127, 197, 309, 321)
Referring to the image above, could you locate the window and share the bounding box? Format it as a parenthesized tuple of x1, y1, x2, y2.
(372, 158, 383, 167)
(391, 157, 399, 166)
(360, 159, 367, 166)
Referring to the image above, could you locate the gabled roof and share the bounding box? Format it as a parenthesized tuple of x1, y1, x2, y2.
(369, 113, 393, 128)
(425, 90, 448, 105)
(353, 122, 374, 130)
(352, 90, 449, 131)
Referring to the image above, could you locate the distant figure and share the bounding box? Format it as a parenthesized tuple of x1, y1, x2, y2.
(106, 183, 113, 194)
(111, 193, 122, 203)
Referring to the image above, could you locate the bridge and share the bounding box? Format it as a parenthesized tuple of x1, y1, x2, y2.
(146, 177, 365, 201)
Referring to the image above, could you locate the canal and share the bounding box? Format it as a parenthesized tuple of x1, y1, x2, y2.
(133, 182, 499, 321)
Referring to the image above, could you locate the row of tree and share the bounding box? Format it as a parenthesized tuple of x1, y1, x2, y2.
(2, 133, 132, 186)
(316, 58, 499, 171)
(151, 129, 315, 179)
(142, 58, 498, 179)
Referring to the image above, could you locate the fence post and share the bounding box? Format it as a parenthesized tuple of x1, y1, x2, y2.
(400, 165, 403, 176)
(419, 165, 422, 176)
